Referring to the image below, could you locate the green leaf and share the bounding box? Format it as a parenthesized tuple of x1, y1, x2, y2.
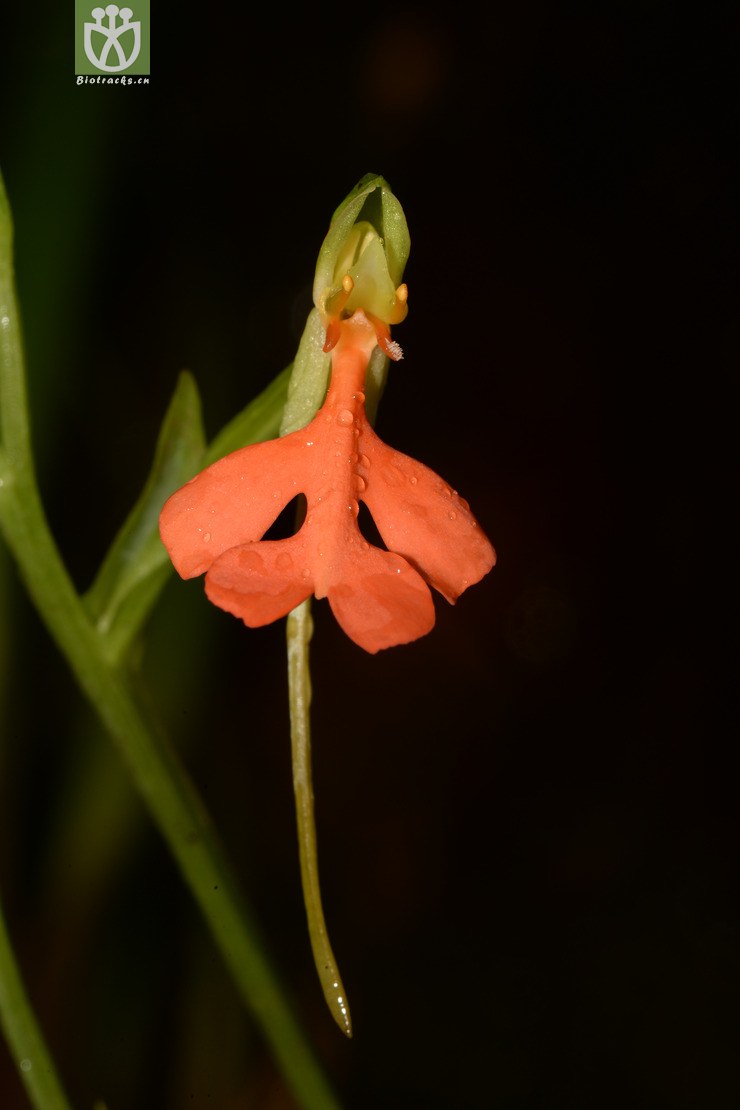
(0, 168, 12, 251)
(206, 362, 290, 463)
(1, 168, 29, 466)
(85, 364, 292, 663)
(84, 370, 206, 660)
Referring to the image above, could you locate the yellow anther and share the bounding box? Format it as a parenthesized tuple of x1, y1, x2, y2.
(386, 282, 409, 326)
(325, 274, 355, 319)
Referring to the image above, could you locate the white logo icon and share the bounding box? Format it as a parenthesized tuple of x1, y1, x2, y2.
(84, 5, 141, 73)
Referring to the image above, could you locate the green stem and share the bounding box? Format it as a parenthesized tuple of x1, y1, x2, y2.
(0, 896, 74, 1110)
(0, 490, 341, 1107)
(287, 601, 352, 1037)
(0, 172, 342, 1110)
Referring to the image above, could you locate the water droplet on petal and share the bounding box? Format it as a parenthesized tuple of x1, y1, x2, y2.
(276, 551, 294, 571)
(448, 510, 457, 520)
(238, 550, 264, 571)
(337, 409, 354, 426)
(354, 475, 367, 493)
(203, 532, 211, 543)
(301, 568, 311, 580)
(409, 475, 418, 485)
(348, 500, 359, 516)
(359, 454, 371, 469)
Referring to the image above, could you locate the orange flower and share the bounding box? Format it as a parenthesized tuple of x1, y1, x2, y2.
(159, 308, 495, 654)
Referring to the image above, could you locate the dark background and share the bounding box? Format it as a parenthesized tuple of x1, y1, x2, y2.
(0, 4, 735, 1108)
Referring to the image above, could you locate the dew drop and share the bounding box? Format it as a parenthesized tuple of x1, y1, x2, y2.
(354, 475, 367, 493)
(359, 454, 371, 468)
(301, 568, 311, 579)
(203, 532, 211, 543)
(272, 490, 281, 499)
(409, 475, 418, 485)
(348, 499, 360, 516)
(448, 510, 457, 520)
(337, 409, 354, 426)
(238, 550, 264, 571)
(276, 551, 294, 571)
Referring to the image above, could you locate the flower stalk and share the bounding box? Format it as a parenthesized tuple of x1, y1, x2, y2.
(287, 601, 352, 1036)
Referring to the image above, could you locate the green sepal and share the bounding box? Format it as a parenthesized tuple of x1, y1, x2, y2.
(279, 309, 330, 436)
(313, 174, 410, 307)
(364, 345, 389, 427)
(84, 369, 207, 661)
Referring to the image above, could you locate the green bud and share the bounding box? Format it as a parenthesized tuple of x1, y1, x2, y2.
(313, 174, 410, 324)
(281, 175, 411, 436)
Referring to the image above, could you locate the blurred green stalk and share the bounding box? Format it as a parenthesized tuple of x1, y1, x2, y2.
(0, 169, 342, 1110)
